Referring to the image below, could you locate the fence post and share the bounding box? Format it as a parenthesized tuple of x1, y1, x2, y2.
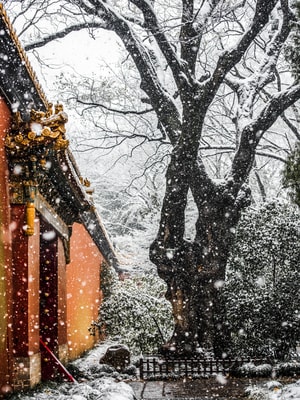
(139, 357, 144, 380)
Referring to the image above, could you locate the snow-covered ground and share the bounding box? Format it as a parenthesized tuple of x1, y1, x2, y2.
(246, 379, 300, 399)
(9, 341, 136, 400)
(7, 341, 300, 399)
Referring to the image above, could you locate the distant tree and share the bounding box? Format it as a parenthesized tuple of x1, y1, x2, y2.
(4, 1, 300, 355)
(285, 0, 300, 82)
(224, 201, 300, 360)
(282, 1, 300, 207)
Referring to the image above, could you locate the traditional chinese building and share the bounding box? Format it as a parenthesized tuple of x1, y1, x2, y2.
(0, 4, 118, 394)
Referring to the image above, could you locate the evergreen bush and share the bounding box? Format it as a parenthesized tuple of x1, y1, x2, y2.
(96, 272, 174, 355)
(224, 201, 300, 360)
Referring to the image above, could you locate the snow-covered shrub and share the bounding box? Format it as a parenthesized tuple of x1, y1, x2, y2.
(275, 362, 300, 377)
(224, 200, 300, 360)
(245, 382, 282, 400)
(284, 0, 300, 82)
(96, 273, 174, 355)
(100, 261, 118, 298)
(233, 362, 273, 378)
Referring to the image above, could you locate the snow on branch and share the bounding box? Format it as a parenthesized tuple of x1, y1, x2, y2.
(231, 83, 300, 183)
(179, 0, 221, 75)
(226, 2, 294, 133)
(128, 0, 184, 88)
(205, 0, 278, 101)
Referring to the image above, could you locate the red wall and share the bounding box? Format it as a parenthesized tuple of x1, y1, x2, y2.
(67, 223, 103, 360)
(0, 97, 12, 389)
(0, 95, 106, 390)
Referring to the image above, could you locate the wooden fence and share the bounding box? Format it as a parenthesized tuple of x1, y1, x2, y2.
(139, 355, 263, 380)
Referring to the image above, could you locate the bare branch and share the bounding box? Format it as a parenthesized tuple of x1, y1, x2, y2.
(86, 1, 182, 145)
(24, 21, 106, 51)
(70, 97, 154, 115)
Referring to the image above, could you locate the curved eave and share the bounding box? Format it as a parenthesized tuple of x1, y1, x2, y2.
(49, 149, 119, 270)
(80, 209, 120, 271)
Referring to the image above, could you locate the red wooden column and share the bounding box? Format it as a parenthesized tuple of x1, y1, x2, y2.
(0, 97, 13, 393)
(39, 218, 67, 381)
(39, 227, 58, 381)
(57, 237, 68, 363)
(11, 205, 41, 390)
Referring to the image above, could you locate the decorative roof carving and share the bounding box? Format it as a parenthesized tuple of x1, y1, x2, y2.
(5, 103, 69, 153)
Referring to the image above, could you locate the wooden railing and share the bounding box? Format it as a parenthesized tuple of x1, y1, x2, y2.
(139, 355, 263, 380)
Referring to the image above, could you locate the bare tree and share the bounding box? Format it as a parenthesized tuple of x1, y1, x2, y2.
(5, 0, 300, 355)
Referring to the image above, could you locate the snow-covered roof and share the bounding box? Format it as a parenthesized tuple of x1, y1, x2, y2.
(0, 3, 48, 114)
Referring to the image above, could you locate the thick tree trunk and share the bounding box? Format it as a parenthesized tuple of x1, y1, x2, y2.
(150, 230, 232, 356)
(150, 158, 248, 356)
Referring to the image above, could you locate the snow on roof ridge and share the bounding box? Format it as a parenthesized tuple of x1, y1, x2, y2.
(0, 3, 49, 109)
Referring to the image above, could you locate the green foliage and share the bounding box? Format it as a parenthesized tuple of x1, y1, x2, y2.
(224, 201, 300, 360)
(284, 1, 300, 82)
(97, 273, 174, 355)
(100, 261, 118, 299)
(275, 361, 300, 377)
(282, 142, 300, 208)
(233, 363, 273, 378)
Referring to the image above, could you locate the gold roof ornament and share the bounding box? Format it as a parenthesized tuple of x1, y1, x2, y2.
(5, 103, 69, 153)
